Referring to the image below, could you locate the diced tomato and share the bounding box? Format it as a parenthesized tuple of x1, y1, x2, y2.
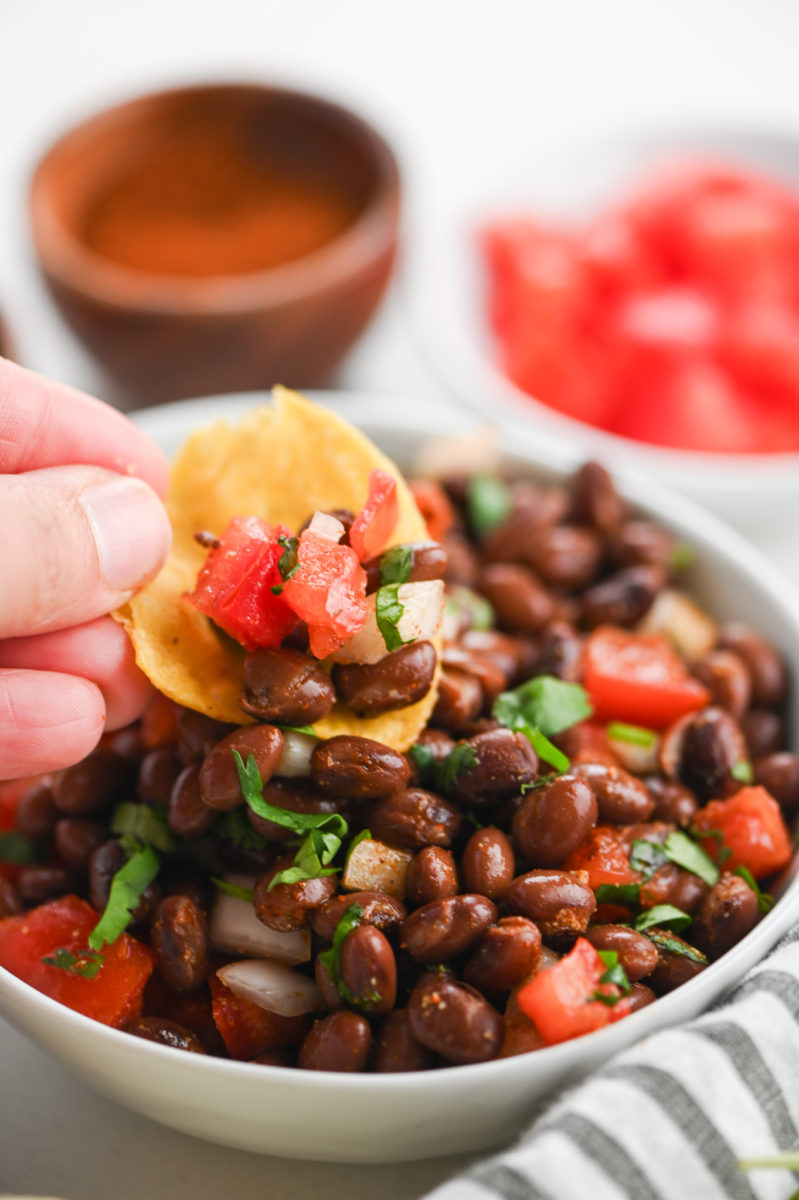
(516, 937, 632, 1046)
(209, 972, 309, 1060)
(564, 825, 639, 891)
(282, 529, 368, 659)
(407, 479, 455, 542)
(0, 895, 153, 1026)
(186, 516, 299, 652)
(694, 785, 792, 879)
(583, 626, 711, 729)
(349, 469, 399, 563)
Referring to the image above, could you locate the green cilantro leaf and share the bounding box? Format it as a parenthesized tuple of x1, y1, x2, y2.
(0, 831, 41, 865)
(467, 475, 512, 538)
(375, 583, 407, 652)
(493, 675, 592, 738)
(606, 721, 657, 748)
(643, 928, 707, 965)
(271, 534, 300, 595)
(733, 864, 775, 913)
(215, 807, 270, 851)
(88, 844, 160, 951)
(275, 724, 317, 737)
(590, 949, 632, 1006)
(668, 542, 696, 571)
(437, 743, 479, 793)
(409, 741, 437, 785)
(634, 904, 692, 933)
(41, 947, 104, 979)
(663, 830, 720, 887)
(690, 825, 732, 867)
(211, 877, 255, 902)
(525, 727, 571, 772)
(731, 760, 754, 784)
(444, 586, 495, 632)
(594, 882, 641, 908)
(629, 838, 667, 880)
(520, 773, 559, 794)
(111, 801, 175, 853)
(379, 544, 414, 587)
(233, 750, 348, 838)
(318, 903, 379, 1008)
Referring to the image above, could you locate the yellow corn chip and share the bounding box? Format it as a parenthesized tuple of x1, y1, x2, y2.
(115, 388, 440, 749)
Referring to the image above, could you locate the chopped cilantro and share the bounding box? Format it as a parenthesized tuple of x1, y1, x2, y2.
(663, 829, 719, 887)
(318, 903, 380, 1008)
(346, 829, 373, 860)
(409, 741, 477, 795)
(0, 831, 41, 865)
(271, 535, 300, 595)
(594, 882, 641, 908)
(467, 475, 512, 538)
(41, 947, 104, 979)
(590, 949, 631, 1006)
(211, 877, 255, 902)
(215, 807, 270, 851)
(375, 583, 407, 652)
(606, 721, 657, 748)
(668, 542, 696, 571)
(520, 773, 559, 794)
(444, 586, 495, 632)
(643, 928, 707, 965)
(731, 760, 754, 784)
(379, 544, 413, 587)
(275, 724, 317, 737)
(88, 844, 160, 951)
(111, 801, 175, 852)
(733, 864, 775, 913)
(493, 676, 593, 738)
(634, 904, 692, 933)
(693, 826, 732, 866)
(629, 838, 667, 880)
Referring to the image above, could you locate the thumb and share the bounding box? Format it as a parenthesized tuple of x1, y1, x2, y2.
(0, 465, 172, 639)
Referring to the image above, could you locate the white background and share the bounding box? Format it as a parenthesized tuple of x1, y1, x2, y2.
(2, 2, 799, 1196)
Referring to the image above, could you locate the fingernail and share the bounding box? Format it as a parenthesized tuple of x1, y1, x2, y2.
(79, 477, 171, 593)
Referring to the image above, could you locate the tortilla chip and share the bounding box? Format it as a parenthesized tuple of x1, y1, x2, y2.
(115, 387, 440, 750)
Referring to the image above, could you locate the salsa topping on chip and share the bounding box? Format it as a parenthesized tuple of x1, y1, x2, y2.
(115, 388, 443, 750)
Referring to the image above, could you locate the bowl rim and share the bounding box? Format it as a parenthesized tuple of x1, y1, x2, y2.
(29, 80, 401, 315)
(2, 387, 799, 1102)
(401, 121, 799, 489)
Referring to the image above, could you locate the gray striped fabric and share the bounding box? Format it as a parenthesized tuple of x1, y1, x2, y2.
(425, 929, 799, 1200)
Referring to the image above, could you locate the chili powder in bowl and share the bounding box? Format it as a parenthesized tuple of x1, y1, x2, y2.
(29, 83, 400, 405)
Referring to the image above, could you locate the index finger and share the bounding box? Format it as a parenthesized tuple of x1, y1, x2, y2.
(0, 357, 169, 496)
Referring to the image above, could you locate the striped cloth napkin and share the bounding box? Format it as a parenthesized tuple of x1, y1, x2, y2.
(425, 927, 799, 1200)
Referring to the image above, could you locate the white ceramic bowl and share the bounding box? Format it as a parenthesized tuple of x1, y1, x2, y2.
(403, 127, 799, 533)
(1, 389, 798, 1164)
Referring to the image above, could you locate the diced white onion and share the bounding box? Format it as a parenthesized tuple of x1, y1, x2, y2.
(210, 883, 311, 964)
(606, 734, 661, 776)
(275, 730, 316, 777)
(216, 959, 322, 1017)
(328, 580, 445, 665)
(341, 838, 413, 899)
(637, 588, 717, 662)
(307, 511, 346, 543)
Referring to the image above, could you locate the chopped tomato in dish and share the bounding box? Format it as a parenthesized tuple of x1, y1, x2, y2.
(0, 895, 153, 1026)
(209, 973, 309, 1060)
(694, 786, 793, 879)
(516, 937, 632, 1045)
(583, 625, 710, 728)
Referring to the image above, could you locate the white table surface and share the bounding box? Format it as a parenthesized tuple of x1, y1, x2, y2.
(2, 1, 799, 1195)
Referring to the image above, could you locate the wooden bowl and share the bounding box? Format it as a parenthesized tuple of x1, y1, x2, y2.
(30, 83, 400, 405)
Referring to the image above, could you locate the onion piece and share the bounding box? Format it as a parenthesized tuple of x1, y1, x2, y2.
(306, 511, 346, 542)
(637, 588, 717, 661)
(328, 580, 444, 665)
(275, 730, 316, 777)
(210, 884, 311, 964)
(217, 959, 322, 1017)
(605, 732, 661, 776)
(342, 837, 413, 899)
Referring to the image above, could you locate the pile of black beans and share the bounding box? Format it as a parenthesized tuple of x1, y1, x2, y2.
(2, 461, 796, 1071)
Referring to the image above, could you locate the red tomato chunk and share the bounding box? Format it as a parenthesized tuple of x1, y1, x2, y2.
(349, 469, 399, 563)
(583, 626, 710, 729)
(0, 896, 153, 1026)
(694, 786, 793, 879)
(516, 937, 632, 1045)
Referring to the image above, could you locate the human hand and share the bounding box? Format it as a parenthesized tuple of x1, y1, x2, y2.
(0, 358, 172, 780)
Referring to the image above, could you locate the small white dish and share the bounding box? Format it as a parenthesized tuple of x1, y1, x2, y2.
(402, 126, 799, 533)
(1, 389, 798, 1164)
